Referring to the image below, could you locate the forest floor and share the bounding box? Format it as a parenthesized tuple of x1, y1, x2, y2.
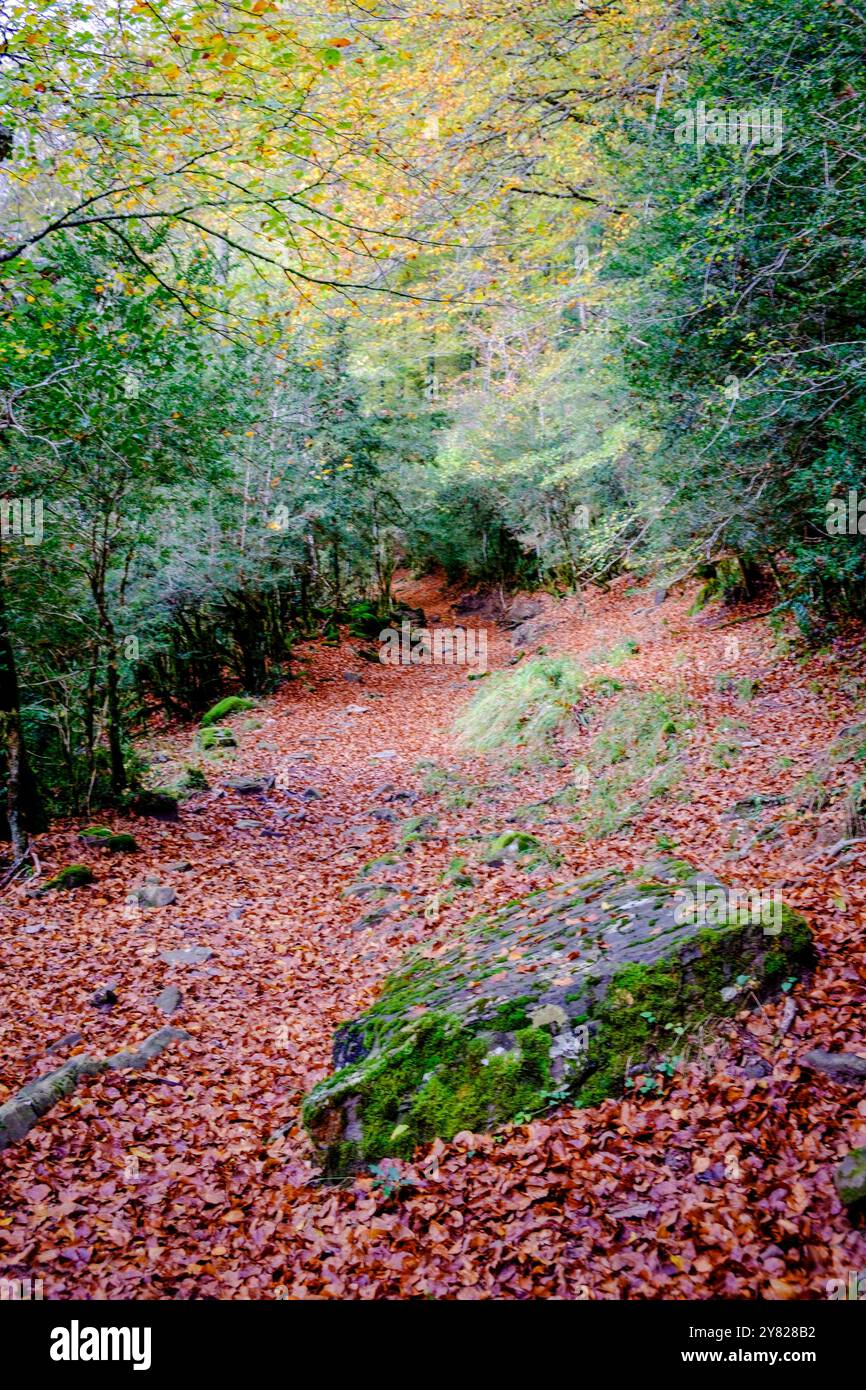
(2, 573, 866, 1299)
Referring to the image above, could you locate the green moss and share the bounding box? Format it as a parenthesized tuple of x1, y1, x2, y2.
(182, 766, 210, 790)
(304, 1012, 553, 1177)
(304, 867, 813, 1179)
(127, 788, 178, 819)
(200, 696, 254, 727)
(105, 832, 137, 852)
(80, 827, 138, 852)
(575, 906, 813, 1105)
(490, 995, 536, 1030)
(200, 726, 236, 750)
(45, 863, 94, 890)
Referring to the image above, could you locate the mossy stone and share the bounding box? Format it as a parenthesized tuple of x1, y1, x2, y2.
(303, 860, 813, 1179)
(200, 696, 254, 727)
(128, 789, 178, 820)
(835, 1147, 866, 1208)
(200, 726, 236, 750)
(45, 864, 94, 890)
(79, 827, 138, 852)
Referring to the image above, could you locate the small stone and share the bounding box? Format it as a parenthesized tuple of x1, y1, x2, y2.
(131, 884, 177, 907)
(344, 704, 369, 714)
(741, 1055, 771, 1079)
(343, 672, 363, 684)
(834, 1147, 866, 1208)
(91, 986, 118, 1008)
(224, 776, 272, 794)
(801, 1049, 866, 1084)
(154, 985, 183, 1015)
(234, 819, 260, 829)
(370, 750, 398, 761)
(227, 905, 246, 921)
(166, 860, 193, 872)
(159, 947, 213, 966)
(301, 788, 322, 801)
(46, 1032, 84, 1054)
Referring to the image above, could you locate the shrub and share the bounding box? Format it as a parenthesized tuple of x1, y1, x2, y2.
(455, 656, 588, 750)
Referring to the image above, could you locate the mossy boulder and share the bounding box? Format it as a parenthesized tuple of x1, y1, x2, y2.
(200, 696, 254, 727)
(45, 864, 94, 891)
(181, 765, 210, 790)
(200, 726, 236, 751)
(302, 860, 813, 1179)
(128, 789, 178, 820)
(79, 827, 139, 852)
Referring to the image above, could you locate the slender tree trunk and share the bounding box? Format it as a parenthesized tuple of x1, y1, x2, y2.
(0, 540, 45, 852)
(89, 555, 126, 796)
(104, 634, 125, 795)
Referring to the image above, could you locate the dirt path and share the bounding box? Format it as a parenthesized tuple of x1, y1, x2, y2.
(2, 574, 866, 1298)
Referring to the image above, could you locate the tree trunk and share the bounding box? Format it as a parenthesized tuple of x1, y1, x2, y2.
(0, 542, 45, 851)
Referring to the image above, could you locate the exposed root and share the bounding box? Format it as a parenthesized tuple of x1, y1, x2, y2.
(0, 1027, 191, 1152)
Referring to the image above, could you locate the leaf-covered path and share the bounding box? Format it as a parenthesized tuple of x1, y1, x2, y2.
(2, 575, 866, 1298)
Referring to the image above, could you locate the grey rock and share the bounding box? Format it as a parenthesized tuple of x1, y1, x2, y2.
(369, 750, 398, 761)
(154, 985, 183, 1016)
(224, 775, 273, 794)
(47, 1032, 84, 1054)
(343, 672, 363, 684)
(801, 1049, 866, 1083)
(91, 986, 118, 1008)
(504, 597, 541, 625)
(131, 884, 177, 907)
(159, 947, 213, 966)
(511, 620, 551, 649)
(741, 1055, 772, 1079)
